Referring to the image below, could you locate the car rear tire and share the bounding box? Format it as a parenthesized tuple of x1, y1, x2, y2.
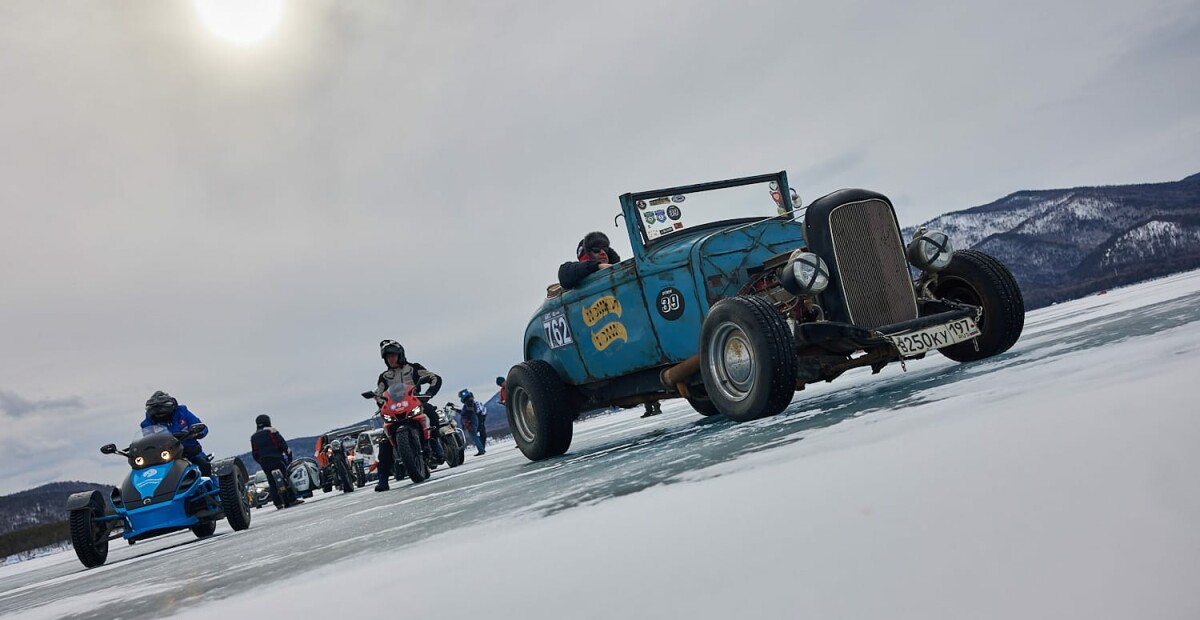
(69, 495, 109, 568)
(506, 360, 575, 460)
(699, 295, 797, 422)
(932, 249, 1025, 362)
(191, 520, 217, 538)
(218, 467, 252, 532)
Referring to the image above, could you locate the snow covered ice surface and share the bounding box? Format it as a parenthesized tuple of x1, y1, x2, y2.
(5, 272, 1200, 619)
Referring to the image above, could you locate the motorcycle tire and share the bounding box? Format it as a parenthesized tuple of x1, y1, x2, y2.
(335, 459, 355, 493)
(395, 426, 430, 483)
(354, 462, 367, 488)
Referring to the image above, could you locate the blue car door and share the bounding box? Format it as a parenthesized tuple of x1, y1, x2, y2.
(560, 261, 664, 380)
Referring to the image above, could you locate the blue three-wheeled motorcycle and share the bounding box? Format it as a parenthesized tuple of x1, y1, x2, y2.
(66, 423, 252, 567)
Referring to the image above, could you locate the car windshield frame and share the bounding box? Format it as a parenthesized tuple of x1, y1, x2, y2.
(620, 171, 794, 253)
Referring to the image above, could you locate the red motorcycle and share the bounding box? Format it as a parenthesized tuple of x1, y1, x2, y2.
(363, 383, 433, 483)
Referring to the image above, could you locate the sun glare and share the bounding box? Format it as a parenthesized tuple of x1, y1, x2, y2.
(194, 0, 283, 46)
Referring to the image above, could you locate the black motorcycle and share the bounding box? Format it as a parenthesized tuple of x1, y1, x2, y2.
(321, 437, 356, 493)
(438, 404, 468, 468)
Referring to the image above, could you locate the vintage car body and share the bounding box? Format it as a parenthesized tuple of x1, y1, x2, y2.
(509, 171, 1024, 461)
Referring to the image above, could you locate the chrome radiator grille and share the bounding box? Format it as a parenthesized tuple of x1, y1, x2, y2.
(828, 199, 918, 329)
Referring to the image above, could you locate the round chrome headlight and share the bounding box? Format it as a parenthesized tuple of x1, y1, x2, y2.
(134, 456, 146, 467)
(906, 230, 954, 272)
(159, 450, 172, 461)
(779, 250, 830, 295)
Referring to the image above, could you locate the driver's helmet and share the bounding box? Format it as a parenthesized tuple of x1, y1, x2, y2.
(145, 391, 178, 423)
(495, 376, 505, 386)
(458, 388, 472, 403)
(379, 340, 405, 364)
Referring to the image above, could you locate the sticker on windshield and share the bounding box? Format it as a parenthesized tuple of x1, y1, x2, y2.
(639, 199, 681, 241)
(542, 310, 574, 349)
(670, 194, 685, 203)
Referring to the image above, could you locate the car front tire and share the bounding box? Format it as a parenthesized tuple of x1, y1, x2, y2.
(932, 249, 1025, 362)
(699, 295, 797, 422)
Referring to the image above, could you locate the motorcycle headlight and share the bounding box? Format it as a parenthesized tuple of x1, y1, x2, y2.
(906, 230, 954, 272)
(779, 250, 830, 296)
(160, 450, 172, 462)
(134, 456, 146, 467)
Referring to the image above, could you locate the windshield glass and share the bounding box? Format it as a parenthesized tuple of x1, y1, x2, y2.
(634, 180, 794, 244)
(138, 424, 172, 441)
(385, 382, 412, 401)
(254, 470, 267, 483)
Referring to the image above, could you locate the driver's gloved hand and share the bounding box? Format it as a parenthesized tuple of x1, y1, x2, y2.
(173, 431, 188, 440)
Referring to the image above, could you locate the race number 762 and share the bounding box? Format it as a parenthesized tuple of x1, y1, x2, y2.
(542, 311, 574, 349)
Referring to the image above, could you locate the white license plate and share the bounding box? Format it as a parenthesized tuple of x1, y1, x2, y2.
(889, 317, 980, 358)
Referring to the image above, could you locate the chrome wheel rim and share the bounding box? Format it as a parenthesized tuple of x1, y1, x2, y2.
(512, 387, 538, 444)
(707, 322, 755, 402)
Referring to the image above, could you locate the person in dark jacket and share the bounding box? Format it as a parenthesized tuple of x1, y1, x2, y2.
(458, 389, 487, 456)
(250, 414, 301, 509)
(370, 339, 444, 492)
(141, 391, 211, 477)
(558, 231, 621, 290)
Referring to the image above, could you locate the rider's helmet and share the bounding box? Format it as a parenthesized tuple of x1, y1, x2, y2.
(495, 376, 505, 386)
(458, 388, 472, 403)
(145, 391, 178, 423)
(255, 414, 271, 428)
(379, 339, 405, 365)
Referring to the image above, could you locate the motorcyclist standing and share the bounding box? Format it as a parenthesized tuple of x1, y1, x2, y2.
(371, 339, 445, 491)
(141, 391, 211, 477)
(250, 414, 301, 509)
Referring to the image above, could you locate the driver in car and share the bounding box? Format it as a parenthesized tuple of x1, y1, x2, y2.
(370, 339, 444, 491)
(558, 231, 621, 290)
(141, 390, 211, 477)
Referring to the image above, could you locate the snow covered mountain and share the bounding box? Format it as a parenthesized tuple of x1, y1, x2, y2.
(903, 173, 1200, 307)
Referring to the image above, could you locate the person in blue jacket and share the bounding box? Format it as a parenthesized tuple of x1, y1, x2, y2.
(141, 390, 212, 477)
(458, 389, 487, 456)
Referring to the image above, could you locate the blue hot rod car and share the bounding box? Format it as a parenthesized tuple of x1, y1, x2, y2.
(505, 171, 1023, 460)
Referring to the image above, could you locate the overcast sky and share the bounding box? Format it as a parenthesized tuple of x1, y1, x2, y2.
(1, 0, 1197, 495)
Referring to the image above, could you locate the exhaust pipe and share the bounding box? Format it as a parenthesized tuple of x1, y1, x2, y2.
(660, 355, 700, 397)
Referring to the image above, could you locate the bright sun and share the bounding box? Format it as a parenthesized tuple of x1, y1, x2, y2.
(194, 0, 283, 46)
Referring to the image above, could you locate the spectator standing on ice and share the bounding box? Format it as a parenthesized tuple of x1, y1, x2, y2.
(458, 389, 488, 456)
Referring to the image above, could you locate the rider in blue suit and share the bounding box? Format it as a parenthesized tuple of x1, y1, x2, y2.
(140, 391, 211, 477)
